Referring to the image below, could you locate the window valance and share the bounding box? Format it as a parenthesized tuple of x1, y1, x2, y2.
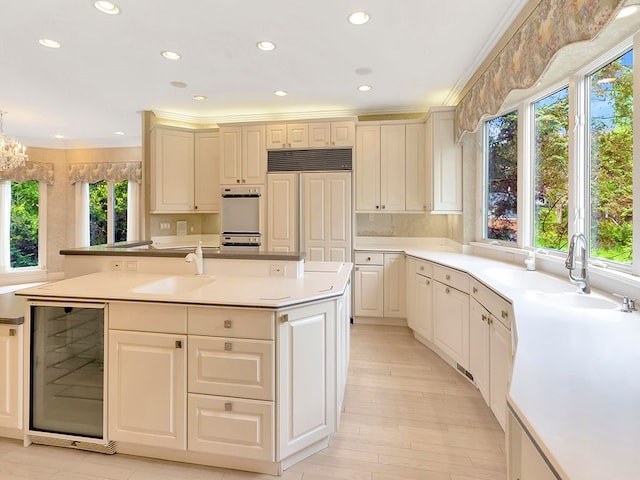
(454, 0, 624, 141)
(68, 161, 142, 184)
(0, 162, 55, 185)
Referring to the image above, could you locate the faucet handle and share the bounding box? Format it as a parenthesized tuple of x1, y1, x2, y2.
(613, 293, 637, 312)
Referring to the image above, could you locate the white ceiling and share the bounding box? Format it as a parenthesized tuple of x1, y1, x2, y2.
(1, 0, 530, 148)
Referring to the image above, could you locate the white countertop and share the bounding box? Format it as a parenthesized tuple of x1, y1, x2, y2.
(359, 238, 640, 479)
(15, 262, 352, 309)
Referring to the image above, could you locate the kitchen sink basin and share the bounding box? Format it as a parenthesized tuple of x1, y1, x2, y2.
(131, 275, 215, 295)
(524, 291, 618, 310)
(482, 268, 575, 293)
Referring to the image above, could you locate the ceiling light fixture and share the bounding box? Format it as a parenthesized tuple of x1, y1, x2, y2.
(617, 5, 639, 18)
(38, 38, 61, 49)
(257, 41, 276, 51)
(274, 90, 288, 97)
(161, 50, 181, 60)
(357, 85, 373, 92)
(348, 11, 370, 25)
(54, 134, 64, 139)
(193, 95, 208, 102)
(115, 131, 125, 135)
(0, 111, 28, 170)
(93, 1, 120, 15)
(170, 81, 187, 88)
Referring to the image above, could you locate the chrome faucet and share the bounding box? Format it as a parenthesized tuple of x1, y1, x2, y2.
(185, 242, 204, 275)
(565, 233, 590, 294)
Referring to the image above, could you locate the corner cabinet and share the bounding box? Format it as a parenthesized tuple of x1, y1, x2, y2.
(220, 125, 266, 185)
(150, 127, 220, 213)
(354, 251, 405, 321)
(0, 324, 22, 431)
(425, 108, 463, 214)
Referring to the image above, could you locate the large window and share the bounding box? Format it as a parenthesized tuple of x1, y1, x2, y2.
(485, 111, 518, 242)
(89, 180, 128, 246)
(533, 87, 570, 251)
(588, 49, 633, 265)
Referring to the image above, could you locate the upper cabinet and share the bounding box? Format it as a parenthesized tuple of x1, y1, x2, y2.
(267, 121, 354, 149)
(220, 125, 266, 185)
(151, 126, 220, 213)
(355, 122, 423, 213)
(426, 108, 463, 214)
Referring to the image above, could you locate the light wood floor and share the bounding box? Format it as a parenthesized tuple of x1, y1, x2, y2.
(0, 324, 505, 480)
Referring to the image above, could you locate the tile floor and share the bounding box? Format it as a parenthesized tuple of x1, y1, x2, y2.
(0, 324, 505, 480)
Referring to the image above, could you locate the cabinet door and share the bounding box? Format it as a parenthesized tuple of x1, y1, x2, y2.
(188, 394, 274, 461)
(405, 123, 426, 211)
(266, 124, 287, 149)
(194, 132, 220, 212)
(380, 124, 406, 212)
(309, 122, 331, 148)
(242, 125, 266, 184)
(429, 109, 462, 213)
(267, 173, 299, 252)
(415, 274, 434, 342)
(383, 253, 406, 318)
(355, 125, 381, 211)
(405, 257, 417, 330)
(0, 325, 22, 430)
(469, 298, 490, 406)
(277, 302, 335, 459)
(220, 126, 243, 185)
(354, 265, 384, 317)
(433, 281, 470, 370)
(490, 317, 511, 430)
(287, 123, 309, 148)
(151, 128, 195, 212)
(108, 330, 186, 450)
(303, 172, 351, 262)
(331, 121, 355, 147)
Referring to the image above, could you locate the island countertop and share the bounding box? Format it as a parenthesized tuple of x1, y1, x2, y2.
(15, 262, 352, 309)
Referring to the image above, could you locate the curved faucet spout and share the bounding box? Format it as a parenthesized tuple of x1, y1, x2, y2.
(565, 233, 590, 294)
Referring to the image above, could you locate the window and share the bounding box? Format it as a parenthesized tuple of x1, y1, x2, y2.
(533, 87, 570, 251)
(588, 49, 633, 265)
(485, 111, 518, 242)
(89, 180, 128, 246)
(1, 179, 45, 271)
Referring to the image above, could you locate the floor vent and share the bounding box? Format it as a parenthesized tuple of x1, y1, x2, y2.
(30, 435, 116, 455)
(456, 363, 474, 382)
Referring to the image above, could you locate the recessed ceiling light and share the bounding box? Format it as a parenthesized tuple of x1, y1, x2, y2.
(39, 38, 61, 49)
(257, 41, 276, 51)
(115, 131, 125, 135)
(358, 85, 373, 92)
(617, 5, 639, 18)
(348, 11, 370, 25)
(193, 95, 208, 102)
(54, 134, 64, 139)
(161, 50, 181, 60)
(93, 1, 120, 15)
(170, 81, 187, 88)
(274, 90, 288, 97)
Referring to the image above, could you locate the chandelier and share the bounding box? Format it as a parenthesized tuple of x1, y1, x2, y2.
(0, 111, 28, 170)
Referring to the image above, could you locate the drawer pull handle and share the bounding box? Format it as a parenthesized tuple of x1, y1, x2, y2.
(502, 310, 508, 319)
(224, 320, 232, 329)
(175, 340, 182, 349)
(445, 288, 450, 294)
(224, 342, 232, 351)
(280, 314, 289, 323)
(9, 328, 16, 336)
(446, 274, 451, 280)
(225, 402, 232, 412)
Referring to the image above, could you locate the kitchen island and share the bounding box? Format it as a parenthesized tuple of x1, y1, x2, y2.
(15, 261, 352, 475)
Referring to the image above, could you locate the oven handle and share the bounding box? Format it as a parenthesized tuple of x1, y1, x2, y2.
(221, 193, 261, 198)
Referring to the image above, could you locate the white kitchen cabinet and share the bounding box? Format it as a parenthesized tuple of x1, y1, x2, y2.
(405, 123, 426, 211)
(267, 173, 298, 253)
(354, 264, 384, 317)
(355, 125, 381, 212)
(425, 108, 463, 213)
(151, 127, 220, 213)
(108, 329, 187, 450)
(220, 125, 266, 185)
(414, 260, 434, 342)
(0, 324, 22, 431)
(432, 265, 470, 370)
(383, 253, 405, 318)
(405, 256, 417, 329)
(277, 301, 336, 459)
(470, 297, 491, 405)
(307, 121, 355, 148)
(380, 124, 406, 212)
(335, 286, 351, 425)
(266, 123, 309, 149)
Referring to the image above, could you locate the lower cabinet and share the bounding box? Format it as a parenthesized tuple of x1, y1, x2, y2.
(354, 251, 405, 320)
(0, 324, 22, 431)
(433, 280, 470, 370)
(470, 298, 491, 405)
(108, 329, 187, 450)
(354, 263, 384, 317)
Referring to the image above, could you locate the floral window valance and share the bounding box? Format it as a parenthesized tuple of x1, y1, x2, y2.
(454, 0, 624, 141)
(0, 162, 54, 185)
(68, 162, 142, 184)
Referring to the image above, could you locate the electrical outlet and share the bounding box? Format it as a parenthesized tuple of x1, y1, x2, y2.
(125, 261, 138, 271)
(270, 264, 285, 276)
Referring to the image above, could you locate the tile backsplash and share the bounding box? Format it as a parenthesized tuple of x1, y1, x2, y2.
(356, 213, 448, 238)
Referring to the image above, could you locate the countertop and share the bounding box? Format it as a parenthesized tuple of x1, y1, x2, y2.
(15, 261, 352, 309)
(356, 237, 640, 479)
(0, 283, 44, 325)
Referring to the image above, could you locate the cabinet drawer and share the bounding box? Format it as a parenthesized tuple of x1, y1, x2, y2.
(188, 307, 274, 340)
(415, 259, 433, 277)
(470, 279, 512, 329)
(109, 302, 187, 333)
(188, 393, 274, 461)
(433, 265, 469, 293)
(188, 336, 274, 400)
(354, 252, 384, 265)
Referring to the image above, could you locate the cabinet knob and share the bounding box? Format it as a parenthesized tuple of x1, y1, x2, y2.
(381, 205, 386, 209)
(446, 274, 451, 280)
(224, 320, 233, 329)
(224, 342, 233, 351)
(194, 205, 198, 210)
(426, 279, 430, 285)
(472, 287, 478, 294)
(225, 402, 232, 411)
(445, 288, 450, 294)
(481, 314, 487, 322)
(242, 179, 246, 183)
(366, 257, 371, 261)
(236, 179, 240, 183)
(501, 310, 509, 319)
(175, 340, 182, 349)
(376, 205, 380, 209)
(280, 313, 289, 323)
(9, 328, 16, 336)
